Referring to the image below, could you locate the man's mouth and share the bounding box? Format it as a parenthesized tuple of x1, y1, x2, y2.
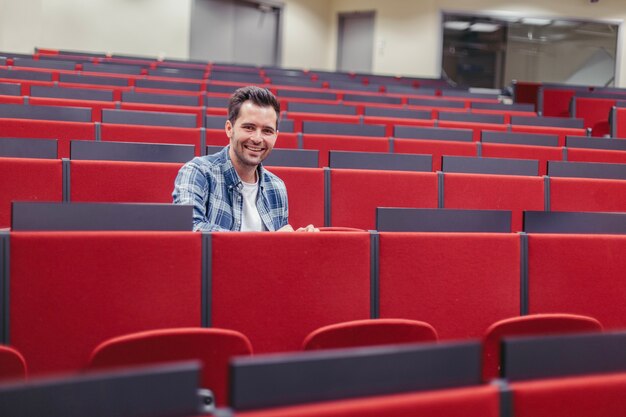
(244, 145, 264, 153)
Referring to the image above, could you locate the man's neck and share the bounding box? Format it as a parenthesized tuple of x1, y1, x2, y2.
(233, 161, 257, 184)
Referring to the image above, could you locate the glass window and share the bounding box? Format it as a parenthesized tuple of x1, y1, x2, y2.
(442, 13, 619, 89)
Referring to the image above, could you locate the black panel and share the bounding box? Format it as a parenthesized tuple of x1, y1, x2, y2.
(0, 82, 20, 96)
(59, 73, 130, 87)
(394, 126, 473, 142)
(0, 231, 8, 344)
(327, 81, 380, 92)
(369, 231, 379, 318)
(287, 102, 357, 115)
(136, 79, 202, 92)
(510, 116, 584, 129)
(276, 89, 336, 100)
(0, 69, 53, 81)
(230, 341, 481, 410)
(502, 331, 626, 381)
(471, 102, 535, 112)
(364, 107, 430, 119)
(439, 111, 505, 124)
(376, 208, 511, 232)
(302, 121, 385, 137)
(548, 160, 626, 180)
(82, 62, 144, 75)
(329, 150, 430, 172)
(12, 58, 76, 71)
(482, 131, 559, 147)
(0, 57, 6, 66)
(524, 211, 626, 234)
(263, 148, 318, 168)
(0, 103, 91, 122)
(343, 94, 402, 104)
(442, 156, 538, 176)
(206, 115, 226, 129)
(30, 85, 114, 102)
(0, 362, 200, 417)
(11, 202, 193, 231)
(440, 89, 500, 99)
(263, 68, 306, 77)
(70, 140, 194, 163)
(209, 72, 264, 84)
(206, 84, 240, 94)
(204, 96, 229, 108)
(0, 137, 57, 159)
(278, 119, 294, 133)
(565, 136, 626, 151)
(407, 98, 465, 108)
(102, 109, 196, 128)
(385, 85, 434, 95)
(147, 68, 206, 79)
(122, 91, 199, 107)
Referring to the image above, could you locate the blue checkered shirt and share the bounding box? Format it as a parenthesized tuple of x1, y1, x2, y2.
(172, 146, 289, 231)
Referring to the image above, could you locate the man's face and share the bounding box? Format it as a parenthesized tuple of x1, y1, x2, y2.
(226, 101, 278, 170)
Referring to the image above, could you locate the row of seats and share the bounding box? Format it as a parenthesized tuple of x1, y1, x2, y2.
(1, 231, 625, 377)
(3, 155, 626, 230)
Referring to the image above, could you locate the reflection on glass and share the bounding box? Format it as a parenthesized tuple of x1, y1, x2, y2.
(442, 13, 618, 89)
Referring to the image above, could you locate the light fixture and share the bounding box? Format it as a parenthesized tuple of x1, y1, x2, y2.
(521, 18, 552, 26)
(444, 21, 470, 31)
(470, 23, 501, 32)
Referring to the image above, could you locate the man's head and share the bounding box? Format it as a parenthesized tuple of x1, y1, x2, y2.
(227, 86, 280, 129)
(225, 86, 280, 180)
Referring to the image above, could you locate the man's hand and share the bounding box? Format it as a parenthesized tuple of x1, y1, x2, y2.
(295, 224, 319, 233)
(276, 224, 319, 232)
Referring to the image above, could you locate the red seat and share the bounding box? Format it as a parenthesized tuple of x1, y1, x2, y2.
(549, 177, 626, 213)
(442, 173, 545, 232)
(0, 157, 63, 228)
(394, 139, 477, 171)
(566, 147, 626, 164)
(482, 314, 603, 381)
(510, 371, 626, 417)
(302, 318, 438, 351)
(100, 124, 203, 155)
(481, 143, 563, 176)
(88, 327, 252, 406)
(234, 385, 500, 417)
(0, 345, 27, 382)
(303, 134, 390, 167)
(379, 233, 520, 340)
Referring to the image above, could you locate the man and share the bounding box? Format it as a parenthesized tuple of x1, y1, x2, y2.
(173, 86, 316, 232)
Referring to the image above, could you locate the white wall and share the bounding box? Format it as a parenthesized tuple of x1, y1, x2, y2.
(0, 0, 624, 86)
(0, 0, 192, 58)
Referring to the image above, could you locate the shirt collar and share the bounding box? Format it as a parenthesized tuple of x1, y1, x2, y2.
(221, 145, 266, 190)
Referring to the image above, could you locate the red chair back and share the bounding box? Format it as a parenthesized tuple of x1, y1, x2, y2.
(0, 345, 27, 382)
(303, 318, 438, 351)
(482, 313, 602, 381)
(88, 327, 252, 407)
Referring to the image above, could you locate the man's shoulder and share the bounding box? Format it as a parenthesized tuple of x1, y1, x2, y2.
(261, 167, 286, 188)
(183, 148, 229, 171)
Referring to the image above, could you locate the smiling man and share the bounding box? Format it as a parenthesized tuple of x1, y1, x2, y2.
(173, 86, 315, 232)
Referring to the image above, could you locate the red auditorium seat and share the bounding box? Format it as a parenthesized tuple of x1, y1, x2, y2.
(442, 173, 545, 232)
(0, 157, 63, 229)
(612, 107, 626, 137)
(9, 231, 202, 375)
(481, 143, 563, 176)
(526, 234, 626, 330)
(566, 147, 626, 164)
(100, 124, 203, 155)
(482, 314, 603, 381)
(394, 139, 477, 171)
(210, 232, 371, 353)
(303, 135, 390, 167)
(265, 166, 325, 228)
(510, 372, 626, 417)
(69, 160, 183, 203)
(0, 345, 27, 382)
(302, 318, 438, 351)
(378, 233, 520, 340)
(572, 96, 617, 137)
(549, 177, 626, 213)
(88, 327, 252, 406)
(510, 125, 586, 147)
(234, 385, 500, 417)
(0, 119, 95, 158)
(329, 169, 438, 229)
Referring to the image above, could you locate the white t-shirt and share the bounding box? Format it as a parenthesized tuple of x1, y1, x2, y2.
(240, 180, 265, 231)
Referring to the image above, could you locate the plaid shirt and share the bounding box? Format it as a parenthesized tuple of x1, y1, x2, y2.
(172, 146, 289, 231)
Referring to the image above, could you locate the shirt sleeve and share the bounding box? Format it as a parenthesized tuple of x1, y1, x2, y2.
(172, 161, 231, 232)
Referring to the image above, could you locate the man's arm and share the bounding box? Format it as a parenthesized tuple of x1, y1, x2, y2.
(172, 161, 231, 232)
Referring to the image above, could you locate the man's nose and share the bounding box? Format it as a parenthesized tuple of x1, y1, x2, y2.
(250, 129, 263, 141)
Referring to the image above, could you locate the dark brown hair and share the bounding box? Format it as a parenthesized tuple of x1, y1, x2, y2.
(227, 86, 280, 128)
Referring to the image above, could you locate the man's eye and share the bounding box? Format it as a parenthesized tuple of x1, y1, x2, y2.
(243, 125, 254, 131)
(263, 129, 275, 135)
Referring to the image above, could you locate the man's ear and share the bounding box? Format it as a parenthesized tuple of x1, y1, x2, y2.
(225, 120, 233, 138)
